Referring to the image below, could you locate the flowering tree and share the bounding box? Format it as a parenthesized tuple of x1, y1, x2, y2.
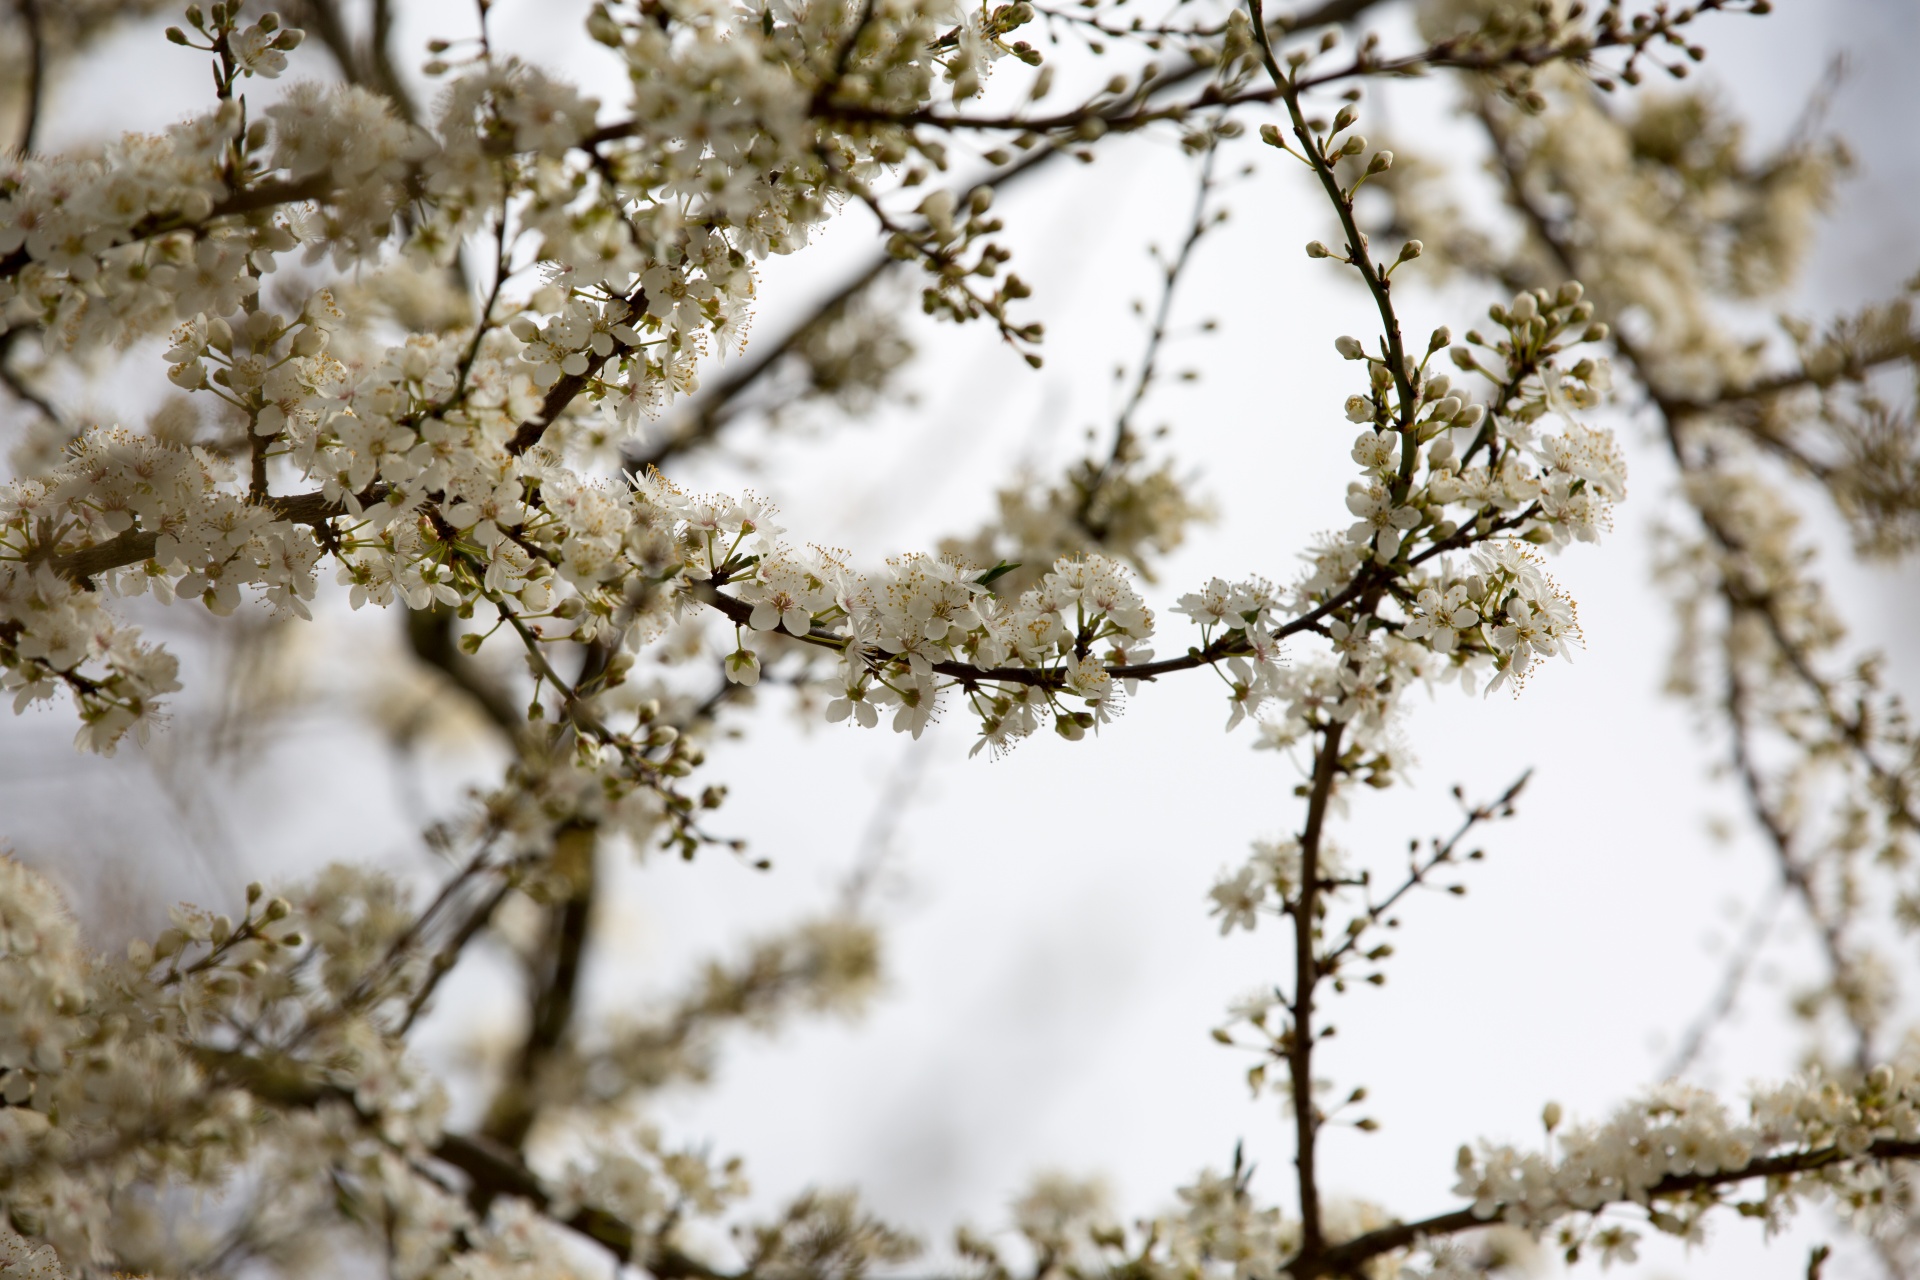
(0, 0, 1918, 1275)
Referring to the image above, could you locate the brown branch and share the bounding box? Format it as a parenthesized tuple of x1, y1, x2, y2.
(0, 329, 59, 424)
(396, 874, 515, 1035)
(13, 0, 44, 156)
(1307, 1137, 1920, 1277)
(625, 255, 895, 472)
(0, 173, 335, 282)
(1319, 771, 1530, 974)
(202, 1049, 654, 1265)
(46, 486, 355, 582)
(1252, 6, 1415, 449)
(1726, 662, 1876, 1073)
(481, 821, 599, 1153)
(504, 283, 648, 456)
(579, 6, 1721, 148)
(1289, 719, 1346, 1266)
(1073, 137, 1221, 540)
(1665, 342, 1920, 420)
(404, 606, 524, 735)
(1472, 88, 1901, 1075)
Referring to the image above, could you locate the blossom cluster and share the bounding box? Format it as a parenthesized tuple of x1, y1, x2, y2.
(1450, 1069, 1920, 1263)
(8, 0, 1901, 1272)
(0, 848, 907, 1277)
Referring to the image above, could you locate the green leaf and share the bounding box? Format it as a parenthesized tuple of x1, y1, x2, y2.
(975, 560, 1022, 590)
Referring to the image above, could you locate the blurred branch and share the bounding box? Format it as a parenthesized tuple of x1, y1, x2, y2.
(627, 0, 1385, 474)
(1077, 133, 1221, 538)
(288, 0, 422, 126)
(1474, 93, 1900, 1074)
(13, 0, 44, 155)
(404, 606, 523, 736)
(0, 329, 59, 426)
(1725, 665, 1876, 1072)
(1661, 878, 1787, 1079)
(626, 254, 895, 472)
(1308, 1136, 1920, 1277)
(481, 821, 599, 1153)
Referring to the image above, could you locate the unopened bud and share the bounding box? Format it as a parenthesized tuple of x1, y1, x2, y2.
(1367, 150, 1393, 174)
(1334, 335, 1366, 360)
(1306, 240, 1333, 259)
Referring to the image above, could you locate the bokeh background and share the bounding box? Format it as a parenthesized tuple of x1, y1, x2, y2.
(4, 1, 1919, 1276)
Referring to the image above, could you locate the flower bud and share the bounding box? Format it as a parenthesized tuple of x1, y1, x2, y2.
(1367, 150, 1392, 174)
(1306, 240, 1333, 259)
(1334, 335, 1365, 360)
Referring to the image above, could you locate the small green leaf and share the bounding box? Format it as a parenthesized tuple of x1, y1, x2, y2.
(975, 560, 1022, 589)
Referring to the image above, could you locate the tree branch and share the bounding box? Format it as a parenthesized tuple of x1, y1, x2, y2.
(1289, 719, 1346, 1264)
(1307, 1137, 1920, 1277)
(13, 0, 44, 156)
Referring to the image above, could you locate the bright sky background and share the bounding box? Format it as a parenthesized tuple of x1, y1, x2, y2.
(4, 2, 1919, 1278)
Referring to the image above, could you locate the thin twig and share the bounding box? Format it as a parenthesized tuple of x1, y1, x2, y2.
(1661, 878, 1788, 1080)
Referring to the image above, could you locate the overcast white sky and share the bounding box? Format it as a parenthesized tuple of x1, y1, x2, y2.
(5, 2, 1920, 1277)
